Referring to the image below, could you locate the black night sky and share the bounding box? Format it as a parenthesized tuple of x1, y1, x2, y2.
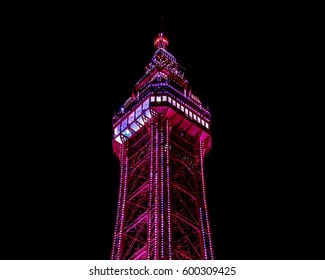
(2, 6, 323, 260)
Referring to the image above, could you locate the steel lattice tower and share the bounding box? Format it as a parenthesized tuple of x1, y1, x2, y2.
(111, 33, 214, 260)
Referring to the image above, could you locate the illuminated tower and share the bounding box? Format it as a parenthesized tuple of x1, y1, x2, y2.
(111, 33, 214, 260)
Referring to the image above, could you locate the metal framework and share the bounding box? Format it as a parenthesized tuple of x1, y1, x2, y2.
(111, 33, 214, 260)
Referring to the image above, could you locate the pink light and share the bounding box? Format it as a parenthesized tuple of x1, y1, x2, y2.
(111, 146, 125, 259)
(199, 207, 208, 259)
(200, 141, 214, 259)
(154, 127, 159, 260)
(148, 121, 154, 258)
(166, 119, 172, 259)
(154, 33, 169, 50)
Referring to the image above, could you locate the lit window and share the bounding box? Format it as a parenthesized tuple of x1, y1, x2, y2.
(130, 122, 139, 132)
(115, 135, 122, 144)
(137, 116, 145, 125)
(172, 100, 176, 106)
(206, 123, 209, 129)
(181, 105, 184, 112)
(162, 96, 167, 101)
(145, 109, 152, 118)
(168, 97, 171, 103)
(202, 120, 205, 126)
(177, 102, 180, 109)
(128, 112, 134, 124)
(157, 96, 161, 102)
(185, 108, 188, 115)
(193, 114, 197, 120)
(121, 119, 127, 130)
(189, 111, 192, 118)
(114, 125, 120, 136)
(136, 106, 142, 118)
(151, 96, 155, 102)
(122, 129, 131, 138)
(198, 116, 201, 123)
(143, 98, 150, 110)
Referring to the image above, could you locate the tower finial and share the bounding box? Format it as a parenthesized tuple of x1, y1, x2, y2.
(160, 15, 164, 32)
(154, 32, 169, 50)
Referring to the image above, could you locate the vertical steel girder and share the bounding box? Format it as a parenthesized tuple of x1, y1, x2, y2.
(111, 110, 214, 260)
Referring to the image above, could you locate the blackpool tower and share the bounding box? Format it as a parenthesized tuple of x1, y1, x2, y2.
(111, 33, 214, 260)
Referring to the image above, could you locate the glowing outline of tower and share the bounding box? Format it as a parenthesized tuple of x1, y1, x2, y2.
(111, 33, 214, 260)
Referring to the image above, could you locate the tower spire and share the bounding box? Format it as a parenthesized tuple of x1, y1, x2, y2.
(160, 15, 164, 32)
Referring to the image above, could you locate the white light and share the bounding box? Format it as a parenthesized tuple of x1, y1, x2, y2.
(114, 126, 120, 136)
(151, 96, 155, 102)
(115, 135, 122, 144)
(157, 96, 161, 102)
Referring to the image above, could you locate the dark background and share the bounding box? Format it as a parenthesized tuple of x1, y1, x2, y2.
(2, 5, 323, 260)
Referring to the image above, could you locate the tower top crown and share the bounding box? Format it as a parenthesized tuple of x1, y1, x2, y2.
(154, 33, 169, 49)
